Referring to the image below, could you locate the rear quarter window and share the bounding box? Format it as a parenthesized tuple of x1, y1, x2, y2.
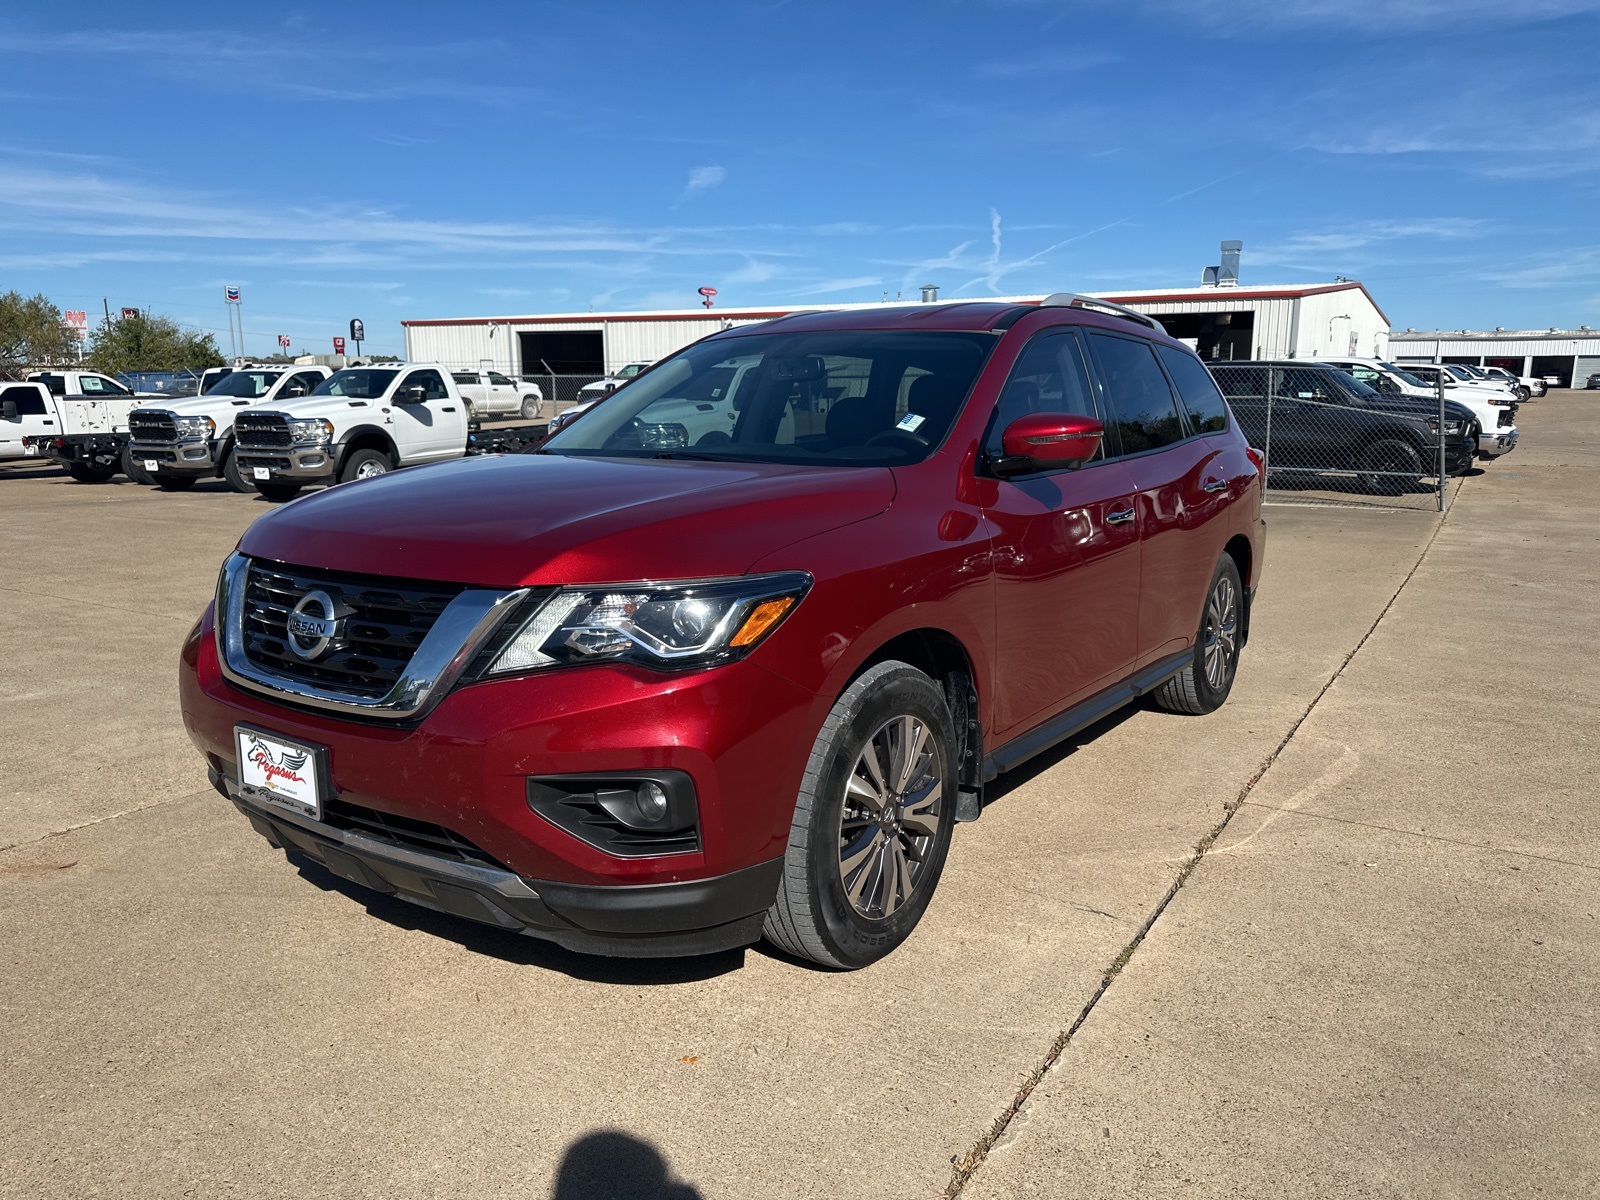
(1156, 345, 1229, 434)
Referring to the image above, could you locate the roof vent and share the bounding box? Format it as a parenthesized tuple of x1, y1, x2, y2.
(1202, 240, 1242, 287)
(1495, 326, 1505, 331)
(1582, 325, 1592, 331)
(920, 284, 940, 303)
(1550, 326, 1559, 332)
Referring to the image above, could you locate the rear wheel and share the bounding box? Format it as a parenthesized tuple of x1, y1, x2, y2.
(1357, 438, 1422, 496)
(1152, 556, 1244, 716)
(68, 461, 116, 483)
(763, 661, 957, 969)
(339, 447, 393, 484)
(521, 393, 543, 419)
(463, 399, 477, 421)
(254, 481, 302, 503)
(153, 472, 197, 491)
(120, 447, 155, 486)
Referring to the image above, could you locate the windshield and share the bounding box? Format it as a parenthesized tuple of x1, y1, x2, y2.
(542, 330, 997, 466)
(209, 371, 283, 399)
(311, 368, 400, 399)
(1442, 365, 1473, 380)
(1381, 362, 1430, 388)
(616, 363, 647, 379)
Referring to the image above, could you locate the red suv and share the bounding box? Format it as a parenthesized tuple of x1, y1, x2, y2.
(180, 295, 1264, 968)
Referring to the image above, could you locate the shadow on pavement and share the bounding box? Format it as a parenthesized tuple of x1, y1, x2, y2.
(551, 1131, 703, 1199)
(287, 856, 747, 985)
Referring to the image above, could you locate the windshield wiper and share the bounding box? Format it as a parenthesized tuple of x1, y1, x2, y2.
(650, 450, 727, 461)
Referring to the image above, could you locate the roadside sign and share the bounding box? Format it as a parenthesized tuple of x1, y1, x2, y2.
(349, 318, 365, 343)
(121, 307, 140, 320)
(63, 310, 88, 341)
(225, 286, 240, 304)
(699, 286, 717, 309)
(277, 334, 291, 348)
(333, 336, 346, 354)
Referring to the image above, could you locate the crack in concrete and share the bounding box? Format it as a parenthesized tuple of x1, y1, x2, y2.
(941, 511, 1452, 1199)
(0, 582, 201, 621)
(0, 794, 197, 856)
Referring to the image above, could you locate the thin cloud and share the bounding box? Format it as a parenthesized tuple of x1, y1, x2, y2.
(973, 48, 1119, 78)
(686, 165, 727, 193)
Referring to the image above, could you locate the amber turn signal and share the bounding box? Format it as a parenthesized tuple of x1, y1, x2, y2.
(730, 597, 797, 647)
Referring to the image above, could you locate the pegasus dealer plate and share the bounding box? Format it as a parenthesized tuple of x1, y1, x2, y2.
(235, 725, 323, 819)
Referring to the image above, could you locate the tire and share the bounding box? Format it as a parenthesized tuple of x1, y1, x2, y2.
(521, 394, 543, 420)
(68, 462, 116, 483)
(1356, 438, 1422, 496)
(339, 447, 393, 484)
(254, 481, 302, 503)
(1152, 556, 1244, 716)
(220, 448, 254, 493)
(463, 399, 477, 421)
(120, 447, 155, 486)
(763, 660, 958, 969)
(153, 472, 197, 491)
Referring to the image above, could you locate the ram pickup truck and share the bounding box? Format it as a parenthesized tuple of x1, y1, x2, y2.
(13, 372, 162, 481)
(126, 365, 334, 492)
(232, 362, 544, 501)
(1319, 357, 1517, 459)
(574, 360, 654, 406)
(181, 294, 1267, 966)
(1210, 361, 1476, 495)
(450, 370, 544, 419)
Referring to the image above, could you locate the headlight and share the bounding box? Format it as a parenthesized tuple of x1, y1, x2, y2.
(486, 572, 811, 675)
(288, 418, 334, 444)
(1428, 418, 1466, 436)
(174, 415, 215, 441)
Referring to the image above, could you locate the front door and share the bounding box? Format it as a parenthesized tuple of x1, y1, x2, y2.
(388, 368, 460, 461)
(981, 329, 1142, 741)
(0, 385, 55, 457)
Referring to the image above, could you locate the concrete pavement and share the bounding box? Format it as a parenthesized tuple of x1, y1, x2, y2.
(2, 397, 1591, 1197)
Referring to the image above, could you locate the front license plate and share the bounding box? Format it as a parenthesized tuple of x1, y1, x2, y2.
(143, 458, 159, 472)
(236, 725, 324, 819)
(253, 466, 271, 480)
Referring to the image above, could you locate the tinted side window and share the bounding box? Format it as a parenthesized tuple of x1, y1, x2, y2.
(1087, 332, 1184, 454)
(1156, 345, 1229, 434)
(987, 330, 1102, 462)
(409, 369, 450, 400)
(1208, 366, 1267, 399)
(1280, 368, 1342, 402)
(488, 372, 514, 386)
(3, 385, 49, 415)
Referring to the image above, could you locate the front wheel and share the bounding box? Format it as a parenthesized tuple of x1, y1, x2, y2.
(521, 394, 543, 420)
(1357, 438, 1422, 496)
(339, 447, 393, 484)
(68, 461, 116, 483)
(220, 448, 254, 493)
(1152, 556, 1244, 716)
(254, 481, 302, 503)
(763, 660, 958, 969)
(121, 447, 155, 486)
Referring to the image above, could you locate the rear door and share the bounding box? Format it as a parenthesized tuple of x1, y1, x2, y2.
(1084, 330, 1226, 668)
(980, 328, 1142, 738)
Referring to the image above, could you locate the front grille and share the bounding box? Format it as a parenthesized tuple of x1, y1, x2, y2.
(237, 455, 292, 469)
(241, 560, 465, 698)
(235, 412, 292, 448)
(321, 798, 510, 871)
(129, 411, 178, 443)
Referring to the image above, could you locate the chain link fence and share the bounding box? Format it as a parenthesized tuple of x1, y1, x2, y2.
(1208, 363, 1469, 512)
(432, 363, 608, 424)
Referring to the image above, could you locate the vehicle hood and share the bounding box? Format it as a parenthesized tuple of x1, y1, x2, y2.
(237, 453, 897, 587)
(137, 394, 269, 417)
(249, 396, 389, 421)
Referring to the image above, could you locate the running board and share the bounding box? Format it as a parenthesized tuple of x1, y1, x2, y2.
(980, 650, 1193, 783)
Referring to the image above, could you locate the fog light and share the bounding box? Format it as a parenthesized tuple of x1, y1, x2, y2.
(637, 781, 669, 823)
(300, 454, 326, 467)
(183, 446, 208, 460)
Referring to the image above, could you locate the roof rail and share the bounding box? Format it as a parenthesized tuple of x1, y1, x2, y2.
(1039, 292, 1164, 332)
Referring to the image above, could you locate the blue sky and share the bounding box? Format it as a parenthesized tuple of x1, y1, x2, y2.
(2, 0, 1598, 357)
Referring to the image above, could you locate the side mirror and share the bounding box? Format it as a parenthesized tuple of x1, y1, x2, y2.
(399, 384, 427, 403)
(997, 412, 1103, 474)
(2, 400, 17, 421)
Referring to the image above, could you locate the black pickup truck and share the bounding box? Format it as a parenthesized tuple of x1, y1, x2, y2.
(1208, 361, 1476, 495)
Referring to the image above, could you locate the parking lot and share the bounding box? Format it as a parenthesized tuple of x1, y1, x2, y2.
(2, 393, 1596, 1197)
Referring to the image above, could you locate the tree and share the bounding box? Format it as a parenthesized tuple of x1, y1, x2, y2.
(0, 291, 79, 375)
(85, 312, 224, 375)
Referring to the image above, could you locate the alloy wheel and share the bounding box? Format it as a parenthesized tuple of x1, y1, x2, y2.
(1202, 575, 1239, 690)
(837, 714, 943, 920)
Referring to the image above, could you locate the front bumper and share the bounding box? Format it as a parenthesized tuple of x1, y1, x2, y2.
(1477, 429, 1518, 459)
(180, 609, 818, 949)
(129, 437, 219, 474)
(214, 771, 781, 956)
(234, 442, 336, 482)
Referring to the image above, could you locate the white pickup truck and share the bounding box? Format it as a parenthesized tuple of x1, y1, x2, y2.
(231, 362, 544, 502)
(126, 365, 333, 492)
(9, 371, 163, 481)
(449, 370, 544, 419)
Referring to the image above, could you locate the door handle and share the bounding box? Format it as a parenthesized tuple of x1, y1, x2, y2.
(1105, 507, 1136, 526)
(1203, 478, 1228, 493)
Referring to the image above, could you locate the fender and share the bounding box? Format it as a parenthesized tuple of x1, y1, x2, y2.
(334, 424, 399, 471)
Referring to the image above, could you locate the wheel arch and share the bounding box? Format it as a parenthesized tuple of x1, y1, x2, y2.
(336, 425, 398, 470)
(845, 627, 983, 788)
(1222, 534, 1253, 647)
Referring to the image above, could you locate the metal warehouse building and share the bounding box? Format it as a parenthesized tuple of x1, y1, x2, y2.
(1387, 328, 1600, 389)
(400, 280, 1391, 377)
